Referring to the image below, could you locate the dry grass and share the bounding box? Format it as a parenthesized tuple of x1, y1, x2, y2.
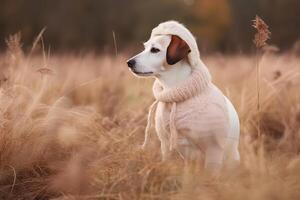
(0, 40, 300, 199)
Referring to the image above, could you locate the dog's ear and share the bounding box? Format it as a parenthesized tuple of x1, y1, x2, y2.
(166, 35, 191, 65)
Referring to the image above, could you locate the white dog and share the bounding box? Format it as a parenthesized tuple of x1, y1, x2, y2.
(127, 21, 240, 170)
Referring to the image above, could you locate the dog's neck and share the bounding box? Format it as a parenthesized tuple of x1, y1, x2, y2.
(157, 60, 192, 89)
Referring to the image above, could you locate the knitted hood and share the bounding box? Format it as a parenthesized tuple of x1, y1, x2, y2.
(150, 21, 205, 69)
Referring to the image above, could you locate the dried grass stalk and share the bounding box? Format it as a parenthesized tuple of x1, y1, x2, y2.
(252, 15, 271, 137)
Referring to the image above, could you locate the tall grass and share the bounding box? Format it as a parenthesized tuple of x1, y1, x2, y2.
(252, 15, 271, 138)
(0, 37, 300, 199)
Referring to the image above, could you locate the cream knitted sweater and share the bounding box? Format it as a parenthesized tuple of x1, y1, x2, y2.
(142, 21, 240, 164)
(144, 68, 230, 150)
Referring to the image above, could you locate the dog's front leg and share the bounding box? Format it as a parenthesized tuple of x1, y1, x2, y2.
(204, 145, 224, 171)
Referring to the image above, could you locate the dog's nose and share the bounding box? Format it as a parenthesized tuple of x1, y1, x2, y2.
(127, 59, 136, 68)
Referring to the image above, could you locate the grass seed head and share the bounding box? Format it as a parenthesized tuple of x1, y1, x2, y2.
(252, 15, 271, 48)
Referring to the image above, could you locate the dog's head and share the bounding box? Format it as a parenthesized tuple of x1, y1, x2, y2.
(127, 34, 191, 77)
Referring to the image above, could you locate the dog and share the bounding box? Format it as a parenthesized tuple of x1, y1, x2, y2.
(127, 21, 240, 170)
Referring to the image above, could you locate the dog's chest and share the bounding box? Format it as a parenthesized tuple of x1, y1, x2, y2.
(154, 100, 193, 136)
(154, 100, 198, 144)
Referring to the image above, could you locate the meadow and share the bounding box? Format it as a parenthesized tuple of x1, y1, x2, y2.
(0, 36, 300, 199)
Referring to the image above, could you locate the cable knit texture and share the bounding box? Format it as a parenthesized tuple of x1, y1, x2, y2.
(143, 21, 239, 164)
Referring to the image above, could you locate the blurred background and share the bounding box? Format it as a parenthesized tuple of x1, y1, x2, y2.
(0, 0, 300, 54)
(1, 1, 300, 199)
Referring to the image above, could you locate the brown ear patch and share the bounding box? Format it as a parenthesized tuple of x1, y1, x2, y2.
(166, 35, 191, 65)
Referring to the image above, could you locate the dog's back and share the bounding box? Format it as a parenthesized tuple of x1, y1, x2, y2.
(224, 97, 240, 168)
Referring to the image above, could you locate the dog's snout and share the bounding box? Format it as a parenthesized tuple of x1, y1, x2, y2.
(127, 59, 136, 68)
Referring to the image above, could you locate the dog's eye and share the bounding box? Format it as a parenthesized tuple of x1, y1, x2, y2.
(150, 47, 160, 53)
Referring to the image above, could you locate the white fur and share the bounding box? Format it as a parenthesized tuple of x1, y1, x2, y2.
(225, 97, 240, 167)
(158, 60, 191, 88)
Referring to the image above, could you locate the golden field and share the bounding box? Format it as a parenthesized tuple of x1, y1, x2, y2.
(0, 39, 300, 199)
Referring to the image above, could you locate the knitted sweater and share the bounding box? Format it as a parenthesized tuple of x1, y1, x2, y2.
(142, 21, 240, 163)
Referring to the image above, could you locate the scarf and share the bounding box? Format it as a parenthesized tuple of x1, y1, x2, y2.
(142, 67, 211, 151)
